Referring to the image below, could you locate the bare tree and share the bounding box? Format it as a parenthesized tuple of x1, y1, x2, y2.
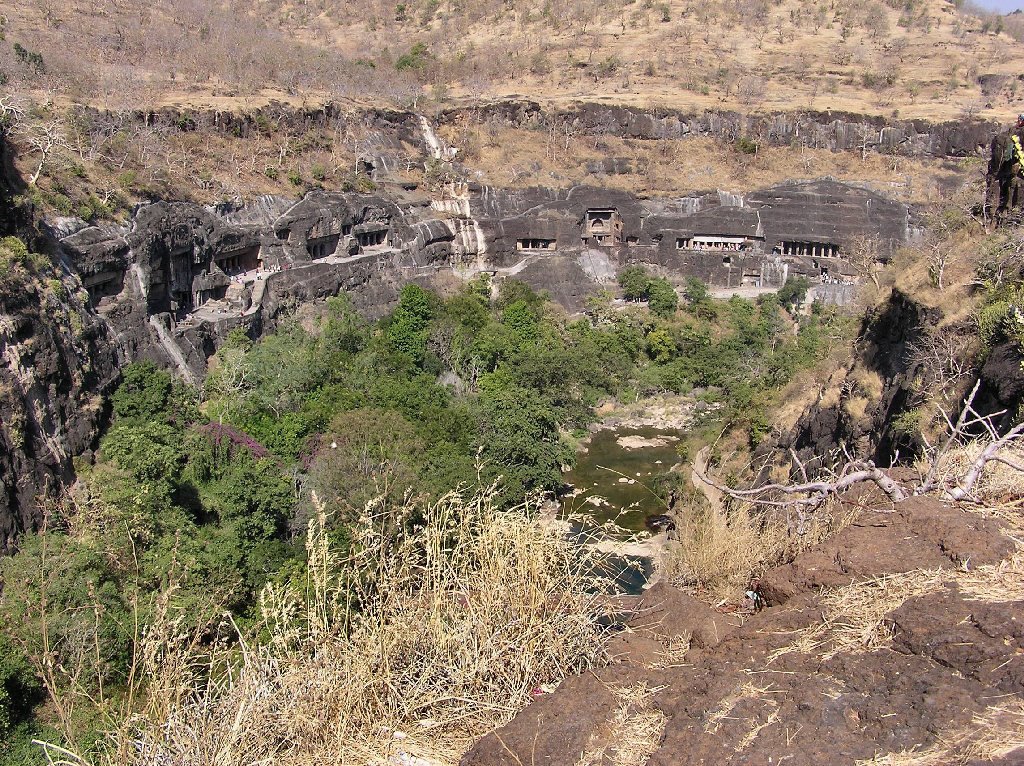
(845, 234, 884, 290)
(915, 380, 1024, 500)
(696, 381, 1024, 532)
(907, 328, 974, 398)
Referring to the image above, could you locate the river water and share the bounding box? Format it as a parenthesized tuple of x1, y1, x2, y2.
(559, 426, 683, 533)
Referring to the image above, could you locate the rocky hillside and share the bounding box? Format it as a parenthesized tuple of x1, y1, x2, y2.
(0, 137, 119, 550)
(3, 0, 1023, 123)
(463, 494, 1024, 765)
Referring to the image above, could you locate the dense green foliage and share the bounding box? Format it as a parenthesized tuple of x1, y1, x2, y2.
(975, 234, 1024, 355)
(617, 265, 679, 317)
(0, 277, 848, 762)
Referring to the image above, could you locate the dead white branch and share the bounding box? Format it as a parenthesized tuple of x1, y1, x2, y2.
(23, 118, 68, 185)
(698, 379, 1022, 525)
(694, 460, 907, 510)
(944, 420, 1024, 501)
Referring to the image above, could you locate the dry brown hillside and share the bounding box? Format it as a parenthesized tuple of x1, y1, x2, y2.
(1, 0, 1022, 120)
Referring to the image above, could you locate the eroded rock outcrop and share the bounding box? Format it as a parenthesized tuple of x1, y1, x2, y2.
(0, 251, 119, 550)
(461, 497, 1023, 766)
(57, 178, 918, 384)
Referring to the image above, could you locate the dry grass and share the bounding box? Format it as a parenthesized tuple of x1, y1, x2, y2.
(915, 442, 1024, 506)
(850, 367, 885, 403)
(959, 549, 1024, 603)
(60, 487, 617, 766)
(701, 679, 784, 751)
(767, 569, 948, 664)
(857, 699, 1024, 765)
(575, 682, 668, 766)
(8, 0, 1024, 123)
(844, 394, 870, 422)
(769, 530, 1024, 666)
(665, 497, 854, 603)
(703, 681, 775, 735)
(446, 126, 966, 205)
(666, 505, 788, 602)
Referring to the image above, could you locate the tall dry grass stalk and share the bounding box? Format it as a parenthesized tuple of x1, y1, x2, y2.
(666, 500, 855, 602)
(67, 487, 616, 766)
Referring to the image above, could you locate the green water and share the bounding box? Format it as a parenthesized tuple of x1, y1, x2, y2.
(560, 427, 683, 533)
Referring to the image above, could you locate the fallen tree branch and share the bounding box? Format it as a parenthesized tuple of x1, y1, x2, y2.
(695, 378, 1022, 527)
(694, 460, 907, 508)
(944, 421, 1024, 501)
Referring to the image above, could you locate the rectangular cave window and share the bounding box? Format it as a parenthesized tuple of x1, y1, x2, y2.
(689, 235, 749, 252)
(780, 241, 836, 258)
(722, 255, 732, 265)
(626, 236, 639, 245)
(517, 238, 556, 251)
(307, 235, 341, 260)
(342, 224, 353, 236)
(357, 229, 388, 248)
(215, 246, 260, 274)
(82, 271, 124, 306)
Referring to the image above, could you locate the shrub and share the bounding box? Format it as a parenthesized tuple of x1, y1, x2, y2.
(68, 489, 615, 765)
(736, 136, 758, 155)
(647, 277, 679, 317)
(395, 42, 431, 70)
(618, 265, 651, 301)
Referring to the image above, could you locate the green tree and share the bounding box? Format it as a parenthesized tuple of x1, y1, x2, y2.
(111, 362, 172, 422)
(101, 421, 183, 484)
(0, 638, 42, 746)
(312, 408, 428, 519)
(478, 386, 574, 502)
(777, 276, 811, 314)
(386, 283, 438, 364)
(501, 299, 540, 345)
(682, 276, 708, 304)
(618, 265, 650, 301)
(646, 277, 679, 317)
(645, 328, 676, 363)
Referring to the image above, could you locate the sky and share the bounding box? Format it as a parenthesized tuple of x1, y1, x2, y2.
(974, 0, 1024, 11)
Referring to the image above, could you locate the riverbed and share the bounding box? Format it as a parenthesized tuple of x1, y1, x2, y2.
(559, 426, 683, 533)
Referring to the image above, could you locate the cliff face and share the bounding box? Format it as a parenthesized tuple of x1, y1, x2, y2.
(98, 101, 999, 160)
(57, 179, 915, 383)
(0, 250, 119, 553)
(0, 100, 974, 545)
(0, 135, 120, 550)
(783, 288, 1023, 473)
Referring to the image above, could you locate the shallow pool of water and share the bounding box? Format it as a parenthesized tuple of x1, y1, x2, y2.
(559, 426, 682, 533)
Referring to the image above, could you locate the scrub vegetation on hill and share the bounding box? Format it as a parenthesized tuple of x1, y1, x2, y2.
(1, 0, 1022, 121)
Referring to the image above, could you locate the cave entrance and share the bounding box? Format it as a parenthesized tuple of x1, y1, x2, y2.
(584, 208, 623, 246)
(356, 228, 388, 249)
(516, 238, 557, 251)
(82, 270, 125, 307)
(778, 241, 839, 257)
(194, 285, 228, 306)
(215, 245, 261, 275)
(307, 235, 341, 260)
(677, 235, 754, 252)
(167, 245, 196, 315)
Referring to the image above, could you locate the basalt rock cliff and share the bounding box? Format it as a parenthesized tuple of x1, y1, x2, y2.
(0, 139, 120, 550)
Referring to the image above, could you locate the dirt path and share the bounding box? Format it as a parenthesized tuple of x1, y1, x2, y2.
(690, 445, 725, 517)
